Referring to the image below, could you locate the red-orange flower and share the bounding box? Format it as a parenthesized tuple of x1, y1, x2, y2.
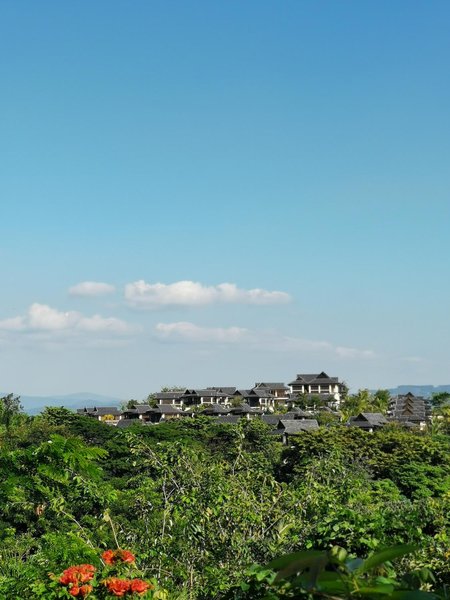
(60, 568, 77, 586)
(78, 565, 96, 583)
(118, 550, 135, 564)
(102, 549, 136, 565)
(59, 564, 96, 596)
(102, 549, 116, 565)
(79, 584, 93, 596)
(104, 577, 131, 596)
(130, 578, 152, 595)
(60, 564, 95, 586)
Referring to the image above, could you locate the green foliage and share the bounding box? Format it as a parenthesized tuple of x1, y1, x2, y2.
(340, 389, 391, 420)
(224, 545, 441, 599)
(280, 426, 450, 498)
(0, 412, 448, 598)
(0, 393, 24, 430)
(431, 392, 450, 409)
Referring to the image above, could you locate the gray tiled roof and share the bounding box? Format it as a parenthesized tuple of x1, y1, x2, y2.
(192, 389, 222, 397)
(249, 388, 275, 398)
(388, 394, 431, 422)
(348, 412, 388, 428)
(200, 404, 230, 415)
(154, 392, 184, 400)
(127, 404, 153, 414)
(254, 382, 288, 389)
(207, 387, 237, 395)
(229, 403, 253, 414)
(288, 372, 340, 386)
(283, 410, 314, 419)
(214, 415, 241, 424)
(78, 406, 121, 416)
(279, 419, 319, 434)
(261, 414, 283, 426)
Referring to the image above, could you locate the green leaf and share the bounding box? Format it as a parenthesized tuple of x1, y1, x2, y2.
(359, 545, 416, 573)
(390, 592, 442, 600)
(267, 550, 326, 571)
(358, 584, 396, 595)
(267, 550, 328, 582)
(346, 557, 364, 573)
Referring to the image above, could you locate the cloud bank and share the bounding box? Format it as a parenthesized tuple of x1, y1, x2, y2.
(155, 321, 375, 359)
(125, 280, 291, 309)
(156, 322, 249, 343)
(0, 303, 133, 336)
(69, 281, 116, 297)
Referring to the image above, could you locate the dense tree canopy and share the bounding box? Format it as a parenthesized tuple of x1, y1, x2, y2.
(0, 406, 448, 598)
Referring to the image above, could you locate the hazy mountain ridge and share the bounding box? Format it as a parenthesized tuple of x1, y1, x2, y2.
(386, 385, 450, 398)
(0, 392, 125, 415)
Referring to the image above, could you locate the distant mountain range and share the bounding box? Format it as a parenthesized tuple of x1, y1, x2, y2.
(1, 392, 125, 415)
(386, 385, 450, 399)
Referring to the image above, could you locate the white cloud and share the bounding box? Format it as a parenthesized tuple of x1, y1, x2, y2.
(125, 280, 291, 309)
(154, 321, 376, 359)
(155, 322, 249, 343)
(401, 356, 426, 364)
(266, 336, 376, 359)
(0, 316, 27, 331)
(335, 346, 376, 359)
(28, 303, 80, 331)
(0, 303, 134, 336)
(69, 281, 116, 297)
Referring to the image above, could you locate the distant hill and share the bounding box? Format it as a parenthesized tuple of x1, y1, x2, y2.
(0, 392, 125, 415)
(387, 385, 450, 398)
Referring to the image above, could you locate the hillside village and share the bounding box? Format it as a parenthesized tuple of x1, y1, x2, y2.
(77, 370, 434, 443)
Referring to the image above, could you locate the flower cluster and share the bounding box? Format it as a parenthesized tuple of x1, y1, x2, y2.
(59, 564, 95, 597)
(54, 549, 157, 598)
(102, 549, 136, 566)
(103, 577, 152, 597)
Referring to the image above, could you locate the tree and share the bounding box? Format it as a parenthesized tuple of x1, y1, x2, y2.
(372, 389, 391, 413)
(431, 391, 450, 409)
(290, 393, 310, 410)
(231, 395, 244, 407)
(145, 394, 158, 408)
(340, 389, 373, 420)
(0, 393, 23, 430)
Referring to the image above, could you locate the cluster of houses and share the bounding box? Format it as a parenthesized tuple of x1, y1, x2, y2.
(77, 371, 433, 443)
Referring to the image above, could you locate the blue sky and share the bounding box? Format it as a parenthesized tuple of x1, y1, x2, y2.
(1, 1, 449, 398)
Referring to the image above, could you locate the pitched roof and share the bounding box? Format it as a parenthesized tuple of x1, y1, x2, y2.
(229, 403, 254, 414)
(248, 388, 275, 398)
(192, 389, 222, 398)
(283, 410, 315, 419)
(388, 394, 431, 422)
(348, 412, 388, 428)
(261, 414, 283, 426)
(254, 382, 288, 389)
(153, 405, 182, 414)
(200, 404, 230, 415)
(125, 404, 153, 414)
(153, 392, 184, 400)
(78, 406, 121, 416)
(213, 415, 241, 424)
(279, 419, 319, 434)
(288, 372, 340, 386)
